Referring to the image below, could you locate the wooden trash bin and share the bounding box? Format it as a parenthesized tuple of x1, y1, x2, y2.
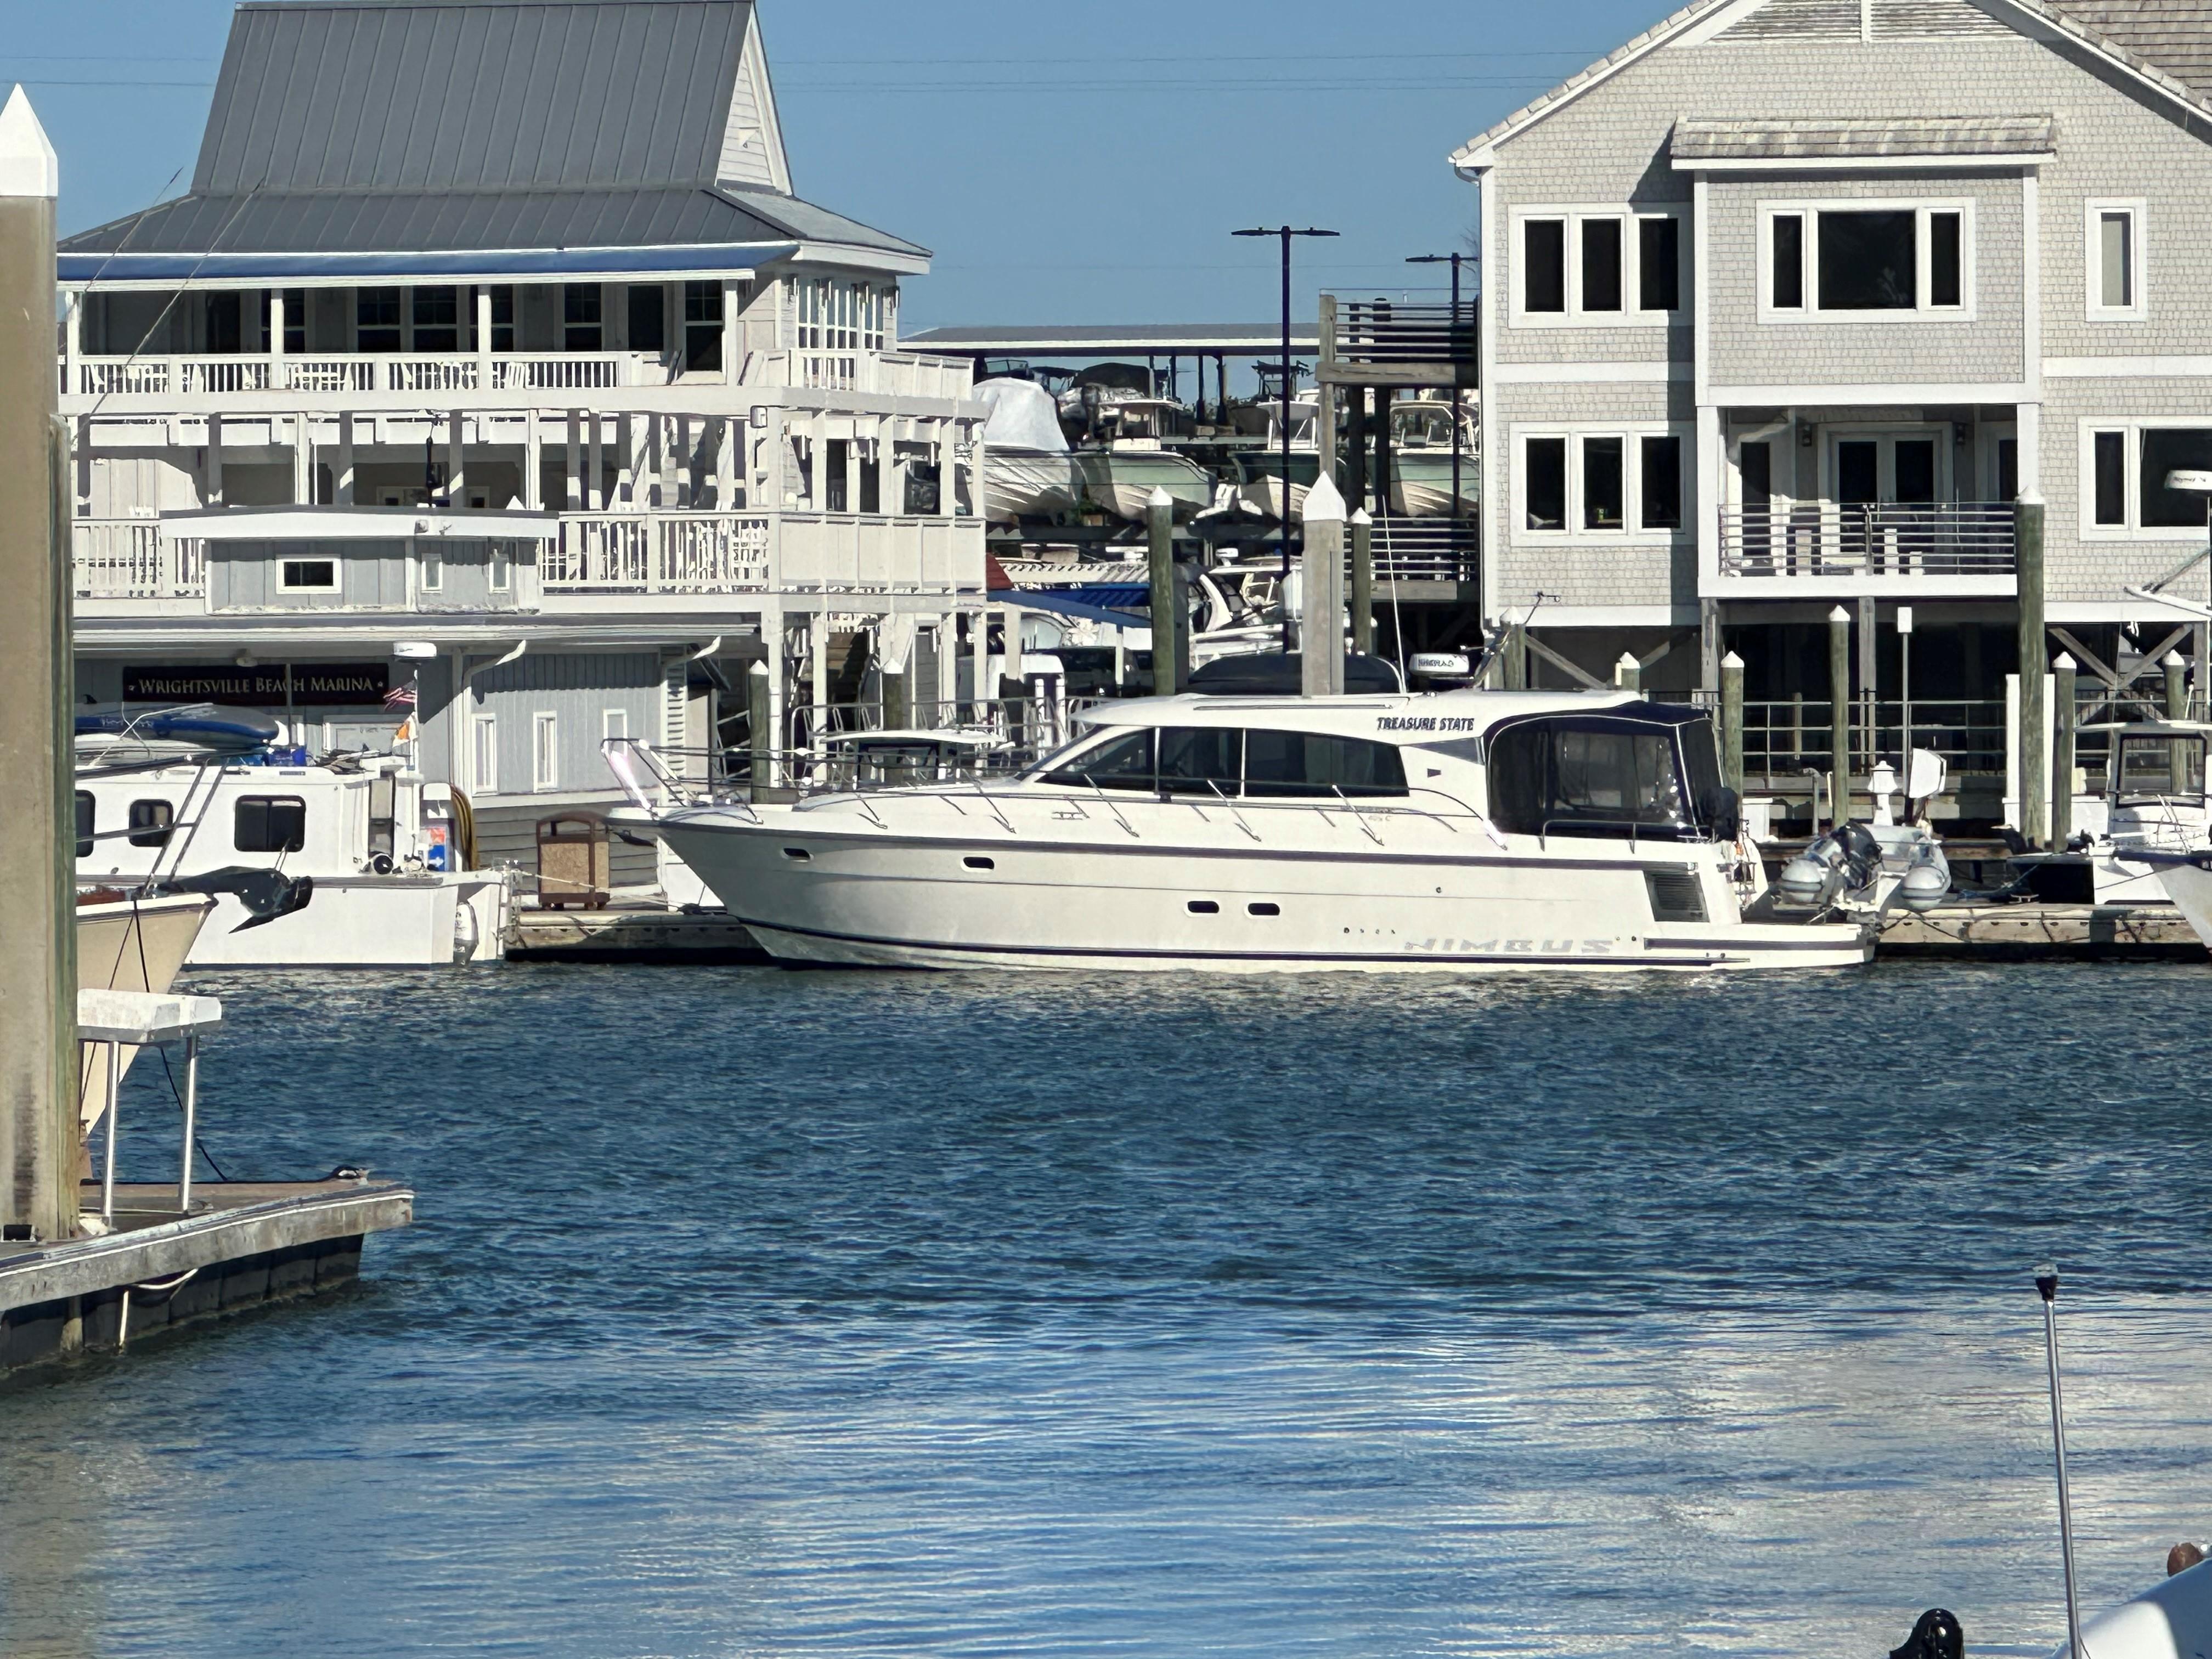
(537, 811, 611, 910)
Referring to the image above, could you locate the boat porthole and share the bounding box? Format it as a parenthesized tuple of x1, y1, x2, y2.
(1188, 900, 1220, 915)
(1248, 902, 1280, 917)
(782, 847, 811, 862)
(964, 855, 995, 870)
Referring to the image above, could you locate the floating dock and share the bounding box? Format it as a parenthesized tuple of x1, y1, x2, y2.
(1880, 902, 2204, 960)
(0, 1177, 412, 1376)
(504, 902, 767, 964)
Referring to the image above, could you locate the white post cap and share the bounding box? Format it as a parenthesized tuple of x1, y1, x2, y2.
(1146, 486, 1174, 510)
(1721, 650, 1744, 669)
(2054, 651, 2077, 671)
(0, 87, 57, 200)
(1829, 605, 1852, 623)
(1350, 507, 1372, 526)
(1301, 472, 1345, 524)
(2166, 651, 2187, 667)
(1616, 651, 1639, 671)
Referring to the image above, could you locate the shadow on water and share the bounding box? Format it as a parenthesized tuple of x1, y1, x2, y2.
(5, 959, 2212, 1657)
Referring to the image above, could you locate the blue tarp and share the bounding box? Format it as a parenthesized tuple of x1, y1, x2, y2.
(989, 590, 1148, 628)
(59, 242, 802, 285)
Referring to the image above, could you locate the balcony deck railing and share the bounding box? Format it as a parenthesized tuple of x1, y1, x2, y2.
(1718, 503, 2016, 579)
(543, 512, 774, 593)
(1329, 298, 1479, 368)
(1371, 517, 1479, 583)
(66, 347, 978, 403)
(73, 519, 203, 599)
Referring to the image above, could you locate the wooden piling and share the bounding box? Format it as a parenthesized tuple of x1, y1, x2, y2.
(1829, 605, 1851, 830)
(1146, 487, 1179, 696)
(2052, 651, 2076, 848)
(1349, 508, 1374, 657)
(2017, 493, 2048, 848)
(1720, 650, 1745, 793)
(2166, 649, 2188, 721)
(748, 661, 771, 789)
(0, 90, 73, 1246)
(1614, 652, 1640, 693)
(1301, 475, 1347, 697)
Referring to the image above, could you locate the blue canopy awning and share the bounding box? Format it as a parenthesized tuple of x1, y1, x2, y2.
(59, 242, 802, 286)
(990, 589, 1148, 629)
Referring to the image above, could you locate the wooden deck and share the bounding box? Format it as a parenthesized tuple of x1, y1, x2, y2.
(504, 904, 769, 964)
(1880, 902, 2204, 960)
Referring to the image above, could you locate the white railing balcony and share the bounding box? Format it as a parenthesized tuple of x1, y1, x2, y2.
(741, 349, 974, 400)
(1715, 503, 2017, 592)
(545, 512, 774, 594)
(73, 518, 204, 599)
(67, 351, 667, 400)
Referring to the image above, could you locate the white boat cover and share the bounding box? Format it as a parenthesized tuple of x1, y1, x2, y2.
(976, 379, 1069, 454)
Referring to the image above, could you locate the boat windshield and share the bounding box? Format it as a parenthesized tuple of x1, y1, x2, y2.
(1035, 725, 1408, 798)
(1487, 712, 1719, 840)
(2116, 733, 2208, 799)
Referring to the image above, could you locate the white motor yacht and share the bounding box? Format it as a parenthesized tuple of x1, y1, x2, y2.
(610, 690, 1886, 973)
(2010, 719, 2212, 905)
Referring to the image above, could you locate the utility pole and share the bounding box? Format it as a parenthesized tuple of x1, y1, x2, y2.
(0, 87, 74, 1245)
(1234, 225, 1337, 656)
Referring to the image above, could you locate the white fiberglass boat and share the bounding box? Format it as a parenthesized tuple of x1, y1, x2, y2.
(975, 377, 1078, 525)
(2010, 719, 2212, 905)
(610, 690, 1883, 974)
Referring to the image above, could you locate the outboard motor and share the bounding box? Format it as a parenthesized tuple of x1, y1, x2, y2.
(1775, 822, 1882, 910)
(1888, 1609, 1962, 1659)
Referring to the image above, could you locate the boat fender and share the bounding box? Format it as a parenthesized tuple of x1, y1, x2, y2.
(369, 852, 395, 875)
(1900, 862, 1951, 913)
(1888, 1609, 1961, 1659)
(452, 895, 480, 963)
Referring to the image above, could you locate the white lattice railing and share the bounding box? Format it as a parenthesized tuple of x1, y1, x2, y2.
(544, 512, 772, 593)
(740, 349, 974, 399)
(72, 519, 204, 598)
(68, 351, 662, 398)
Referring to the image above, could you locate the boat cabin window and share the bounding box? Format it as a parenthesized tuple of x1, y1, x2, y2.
(128, 799, 174, 848)
(235, 795, 307, 854)
(1487, 712, 1722, 840)
(1040, 726, 1407, 798)
(2116, 733, 2208, 799)
(74, 791, 93, 858)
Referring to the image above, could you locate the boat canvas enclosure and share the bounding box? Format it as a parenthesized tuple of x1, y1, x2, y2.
(1483, 702, 1733, 842)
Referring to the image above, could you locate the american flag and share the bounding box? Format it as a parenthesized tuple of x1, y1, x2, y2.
(384, 682, 417, 709)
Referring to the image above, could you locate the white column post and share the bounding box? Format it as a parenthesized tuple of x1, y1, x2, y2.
(446, 410, 465, 507)
(810, 412, 829, 509)
(523, 408, 541, 511)
(723, 277, 741, 387)
(809, 608, 831, 738)
(292, 411, 312, 504)
(878, 414, 896, 514)
(586, 413, 604, 511)
(63, 285, 79, 396)
(715, 415, 735, 509)
(970, 600, 990, 714)
(565, 409, 582, 510)
(1696, 403, 1723, 590)
(337, 411, 355, 505)
(844, 424, 860, 516)
(766, 409, 786, 507)
(935, 419, 953, 516)
(765, 606, 787, 785)
(475, 284, 494, 389)
(206, 412, 224, 506)
(268, 285, 286, 388)
(659, 413, 679, 507)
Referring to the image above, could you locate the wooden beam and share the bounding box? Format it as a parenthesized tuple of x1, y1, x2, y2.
(1522, 630, 1604, 689)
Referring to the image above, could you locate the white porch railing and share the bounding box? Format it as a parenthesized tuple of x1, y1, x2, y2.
(69, 351, 664, 398)
(72, 519, 204, 597)
(741, 349, 974, 400)
(1718, 503, 2017, 579)
(544, 512, 774, 593)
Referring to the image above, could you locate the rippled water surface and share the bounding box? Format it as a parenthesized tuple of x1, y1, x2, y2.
(7, 962, 2212, 1658)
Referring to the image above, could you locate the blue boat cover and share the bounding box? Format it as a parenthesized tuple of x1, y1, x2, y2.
(76, 703, 281, 752)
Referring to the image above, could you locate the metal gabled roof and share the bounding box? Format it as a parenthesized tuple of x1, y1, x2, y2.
(198, 0, 752, 194)
(1671, 114, 2059, 161)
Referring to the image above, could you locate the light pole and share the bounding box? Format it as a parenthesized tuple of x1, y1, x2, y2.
(1236, 225, 1337, 656)
(1406, 252, 1476, 529)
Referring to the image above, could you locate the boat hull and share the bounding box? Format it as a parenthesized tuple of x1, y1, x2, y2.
(180, 874, 509, 967)
(2151, 857, 2212, 951)
(1075, 452, 1214, 522)
(76, 893, 213, 1135)
(1391, 454, 1480, 517)
(983, 448, 1077, 524)
(656, 804, 1871, 975)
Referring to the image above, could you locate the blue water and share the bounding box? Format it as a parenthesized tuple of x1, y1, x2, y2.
(7, 962, 2212, 1658)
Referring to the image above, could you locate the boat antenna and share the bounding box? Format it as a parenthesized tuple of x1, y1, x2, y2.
(2036, 1262, 2089, 1659)
(1469, 592, 1555, 687)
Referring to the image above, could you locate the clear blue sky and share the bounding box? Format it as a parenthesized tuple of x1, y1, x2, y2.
(2, 0, 1669, 332)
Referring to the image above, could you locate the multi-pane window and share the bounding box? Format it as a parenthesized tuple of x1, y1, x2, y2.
(533, 713, 558, 792)
(234, 796, 307, 854)
(1765, 204, 1971, 318)
(2087, 202, 2145, 319)
(357, 287, 402, 351)
(795, 279, 888, 352)
(472, 716, 499, 794)
(683, 280, 725, 372)
(1521, 427, 1689, 538)
(489, 285, 516, 352)
(2085, 425, 2212, 533)
(412, 285, 459, 351)
(1515, 210, 1683, 323)
(563, 284, 602, 352)
(627, 285, 665, 354)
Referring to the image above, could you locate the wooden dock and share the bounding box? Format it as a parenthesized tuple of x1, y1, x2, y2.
(0, 1177, 412, 1376)
(504, 904, 769, 964)
(1880, 902, 2205, 960)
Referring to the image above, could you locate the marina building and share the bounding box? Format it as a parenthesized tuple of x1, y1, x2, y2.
(60, 0, 986, 868)
(1453, 0, 2212, 813)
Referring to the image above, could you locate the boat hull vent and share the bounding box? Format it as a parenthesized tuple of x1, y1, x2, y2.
(1645, 868, 1707, 923)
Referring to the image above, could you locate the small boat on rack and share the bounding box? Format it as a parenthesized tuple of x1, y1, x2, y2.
(1075, 441, 1215, 522)
(1234, 398, 1322, 521)
(1387, 399, 1482, 518)
(975, 378, 1078, 525)
(612, 690, 1889, 974)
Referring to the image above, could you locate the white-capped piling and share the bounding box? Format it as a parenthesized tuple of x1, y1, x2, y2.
(1829, 605, 1851, 830)
(1301, 475, 1346, 697)
(1145, 487, 1180, 696)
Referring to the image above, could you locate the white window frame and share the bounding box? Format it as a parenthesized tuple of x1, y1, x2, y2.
(471, 714, 498, 794)
(1508, 206, 1686, 329)
(2077, 418, 2212, 540)
(1511, 421, 1695, 546)
(420, 546, 443, 592)
(532, 712, 558, 792)
(278, 556, 338, 592)
(2084, 200, 2147, 321)
(603, 708, 629, 743)
(1758, 199, 1978, 324)
(489, 543, 512, 592)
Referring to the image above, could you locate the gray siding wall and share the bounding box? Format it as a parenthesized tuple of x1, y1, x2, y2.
(416, 538, 528, 613)
(210, 538, 408, 609)
(448, 650, 662, 802)
(2041, 374, 2212, 603)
